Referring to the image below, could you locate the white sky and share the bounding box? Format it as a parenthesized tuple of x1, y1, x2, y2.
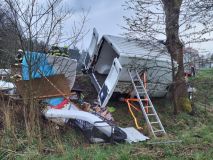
(63, 0, 128, 49)
(63, 0, 213, 55)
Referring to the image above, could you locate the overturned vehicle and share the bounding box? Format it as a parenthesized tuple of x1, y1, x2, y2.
(80, 29, 172, 137)
(84, 29, 174, 101)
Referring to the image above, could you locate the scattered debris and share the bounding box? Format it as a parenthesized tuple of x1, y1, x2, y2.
(121, 127, 149, 143)
(12, 51, 129, 143)
(0, 80, 15, 90)
(16, 74, 71, 99)
(0, 80, 15, 95)
(1, 46, 164, 144)
(107, 106, 116, 113)
(0, 69, 11, 80)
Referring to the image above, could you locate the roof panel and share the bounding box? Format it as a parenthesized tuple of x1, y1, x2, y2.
(103, 35, 171, 61)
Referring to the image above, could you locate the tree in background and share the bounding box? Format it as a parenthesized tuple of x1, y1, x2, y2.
(2, 0, 88, 52)
(123, 0, 213, 114)
(0, 6, 20, 67)
(0, 0, 87, 147)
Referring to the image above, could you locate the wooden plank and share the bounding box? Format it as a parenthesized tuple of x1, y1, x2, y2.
(15, 74, 70, 99)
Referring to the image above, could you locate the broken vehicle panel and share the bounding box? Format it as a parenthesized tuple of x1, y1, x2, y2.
(85, 28, 99, 68)
(98, 58, 122, 108)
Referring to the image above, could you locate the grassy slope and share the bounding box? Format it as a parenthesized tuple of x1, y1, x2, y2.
(2, 69, 213, 160)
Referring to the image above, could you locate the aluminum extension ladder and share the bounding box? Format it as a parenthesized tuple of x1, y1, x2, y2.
(128, 69, 166, 137)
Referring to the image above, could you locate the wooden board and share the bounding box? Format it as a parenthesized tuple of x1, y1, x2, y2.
(15, 74, 70, 99)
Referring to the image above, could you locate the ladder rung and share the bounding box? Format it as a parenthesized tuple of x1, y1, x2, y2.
(138, 92, 145, 94)
(137, 90, 145, 92)
(137, 89, 149, 92)
(147, 114, 155, 116)
(137, 89, 144, 91)
(150, 122, 159, 124)
(140, 99, 148, 101)
(135, 86, 143, 88)
(144, 106, 152, 108)
(153, 130, 164, 133)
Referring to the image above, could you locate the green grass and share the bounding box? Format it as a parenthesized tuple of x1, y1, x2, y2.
(193, 68, 213, 79)
(190, 68, 213, 109)
(1, 69, 213, 160)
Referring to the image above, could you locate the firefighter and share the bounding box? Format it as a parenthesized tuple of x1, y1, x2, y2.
(61, 46, 69, 57)
(191, 65, 195, 76)
(49, 46, 69, 57)
(15, 49, 24, 63)
(49, 46, 61, 56)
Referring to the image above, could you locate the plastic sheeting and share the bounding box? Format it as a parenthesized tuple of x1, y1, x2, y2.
(45, 108, 113, 137)
(22, 52, 77, 106)
(0, 80, 15, 90)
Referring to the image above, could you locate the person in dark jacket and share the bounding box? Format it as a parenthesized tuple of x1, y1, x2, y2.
(15, 49, 24, 63)
(191, 65, 195, 76)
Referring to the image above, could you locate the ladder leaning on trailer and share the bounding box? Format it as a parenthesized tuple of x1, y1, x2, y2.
(127, 69, 166, 137)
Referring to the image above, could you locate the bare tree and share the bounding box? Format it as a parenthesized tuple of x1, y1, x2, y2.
(2, 0, 88, 51)
(0, 0, 88, 145)
(123, 0, 213, 114)
(0, 6, 20, 67)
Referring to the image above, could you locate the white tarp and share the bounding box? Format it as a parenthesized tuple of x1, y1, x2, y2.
(0, 80, 15, 90)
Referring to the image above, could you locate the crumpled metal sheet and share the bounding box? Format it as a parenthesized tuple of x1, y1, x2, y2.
(121, 127, 149, 143)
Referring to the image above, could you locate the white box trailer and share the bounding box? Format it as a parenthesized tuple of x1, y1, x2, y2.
(85, 28, 174, 100)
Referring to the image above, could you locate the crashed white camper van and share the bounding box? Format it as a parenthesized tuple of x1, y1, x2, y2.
(85, 29, 173, 102)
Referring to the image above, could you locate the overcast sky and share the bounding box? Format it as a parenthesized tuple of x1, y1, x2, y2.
(63, 0, 127, 49)
(63, 0, 212, 55)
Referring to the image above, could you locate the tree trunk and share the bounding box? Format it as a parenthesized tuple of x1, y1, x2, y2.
(162, 0, 187, 114)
